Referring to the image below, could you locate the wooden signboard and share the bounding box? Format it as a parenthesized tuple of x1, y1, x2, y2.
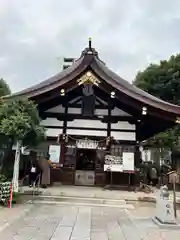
(122, 152, 134, 172)
(76, 139, 98, 149)
(104, 155, 123, 172)
(49, 145, 61, 163)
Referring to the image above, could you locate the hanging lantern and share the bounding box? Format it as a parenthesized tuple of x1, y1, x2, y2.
(62, 134, 66, 141)
(111, 91, 115, 98)
(52, 164, 57, 169)
(142, 106, 147, 115)
(60, 88, 65, 96)
(57, 134, 60, 143)
(106, 136, 111, 147)
(65, 134, 68, 143)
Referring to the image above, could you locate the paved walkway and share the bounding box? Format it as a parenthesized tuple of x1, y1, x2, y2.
(21, 185, 180, 202)
(0, 204, 33, 232)
(0, 204, 180, 240)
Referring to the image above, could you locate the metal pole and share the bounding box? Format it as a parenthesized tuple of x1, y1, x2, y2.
(128, 174, 131, 191)
(173, 181, 177, 218)
(110, 169, 113, 186)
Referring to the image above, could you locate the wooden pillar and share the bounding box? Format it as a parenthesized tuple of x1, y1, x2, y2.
(59, 98, 68, 165)
(135, 121, 141, 168)
(63, 102, 68, 134)
(107, 99, 112, 185)
(134, 121, 141, 185)
(107, 98, 112, 142)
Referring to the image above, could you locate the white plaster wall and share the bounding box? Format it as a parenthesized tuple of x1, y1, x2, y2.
(41, 118, 135, 131)
(111, 131, 136, 141)
(41, 118, 63, 127)
(111, 107, 131, 116)
(94, 109, 108, 115)
(46, 128, 62, 137)
(67, 119, 107, 128)
(67, 129, 107, 137)
(95, 108, 131, 116)
(68, 108, 81, 114)
(45, 128, 135, 141)
(46, 105, 64, 113)
(46, 104, 131, 116)
(111, 122, 135, 130)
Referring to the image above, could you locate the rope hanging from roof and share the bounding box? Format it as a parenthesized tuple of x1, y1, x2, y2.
(68, 135, 107, 143)
(57, 133, 113, 147)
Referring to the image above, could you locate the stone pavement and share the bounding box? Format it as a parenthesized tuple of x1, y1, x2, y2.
(21, 185, 180, 203)
(0, 203, 180, 240)
(0, 204, 33, 232)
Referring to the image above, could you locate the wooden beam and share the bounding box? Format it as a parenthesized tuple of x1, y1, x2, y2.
(96, 97, 108, 106)
(67, 103, 109, 109)
(37, 86, 136, 116)
(69, 96, 81, 104)
(37, 85, 82, 107)
(63, 96, 68, 134)
(107, 98, 112, 137)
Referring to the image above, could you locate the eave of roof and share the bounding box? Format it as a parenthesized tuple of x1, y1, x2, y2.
(92, 57, 180, 115)
(4, 44, 180, 116)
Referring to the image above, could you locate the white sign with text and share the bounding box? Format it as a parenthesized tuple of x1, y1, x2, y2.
(104, 155, 123, 172)
(122, 152, 134, 171)
(49, 145, 61, 163)
(76, 139, 98, 149)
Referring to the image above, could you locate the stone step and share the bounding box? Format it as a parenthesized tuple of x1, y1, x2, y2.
(28, 199, 134, 209)
(31, 195, 127, 206)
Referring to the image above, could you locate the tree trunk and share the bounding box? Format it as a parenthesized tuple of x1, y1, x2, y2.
(12, 141, 21, 192)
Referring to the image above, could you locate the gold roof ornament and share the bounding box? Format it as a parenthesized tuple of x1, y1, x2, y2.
(175, 117, 180, 124)
(77, 71, 100, 86)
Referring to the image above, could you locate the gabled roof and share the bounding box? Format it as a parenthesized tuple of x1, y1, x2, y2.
(5, 42, 180, 117)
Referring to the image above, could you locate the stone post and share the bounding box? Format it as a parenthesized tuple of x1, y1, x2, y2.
(154, 185, 177, 225)
(12, 141, 21, 193)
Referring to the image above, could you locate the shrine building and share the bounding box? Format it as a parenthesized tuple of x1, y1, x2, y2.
(8, 39, 180, 187)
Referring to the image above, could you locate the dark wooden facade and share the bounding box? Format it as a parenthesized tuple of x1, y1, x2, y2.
(6, 40, 180, 187)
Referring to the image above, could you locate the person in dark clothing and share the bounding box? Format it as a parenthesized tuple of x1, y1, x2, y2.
(39, 154, 52, 188)
(150, 167, 158, 186)
(29, 161, 40, 187)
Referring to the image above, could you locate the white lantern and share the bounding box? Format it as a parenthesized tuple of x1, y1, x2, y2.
(142, 106, 147, 115)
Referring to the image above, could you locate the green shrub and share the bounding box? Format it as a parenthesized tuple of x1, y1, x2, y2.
(0, 173, 7, 182)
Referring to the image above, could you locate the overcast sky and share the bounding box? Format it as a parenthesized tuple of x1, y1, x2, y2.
(1, 0, 180, 93)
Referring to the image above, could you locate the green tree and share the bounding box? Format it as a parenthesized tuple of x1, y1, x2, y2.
(0, 99, 45, 145)
(133, 54, 180, 149)
(0, 78, 11, 97)
(0, 79, 11, 176)
(0, 99, 46, 191)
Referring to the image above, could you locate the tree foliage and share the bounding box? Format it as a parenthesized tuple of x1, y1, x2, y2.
(0, 78, 11, 97)
(133, 54, 180, 149)
(0, 99, 46, 147)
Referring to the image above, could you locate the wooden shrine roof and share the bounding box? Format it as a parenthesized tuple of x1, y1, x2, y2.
(5, 43, 180, 117)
